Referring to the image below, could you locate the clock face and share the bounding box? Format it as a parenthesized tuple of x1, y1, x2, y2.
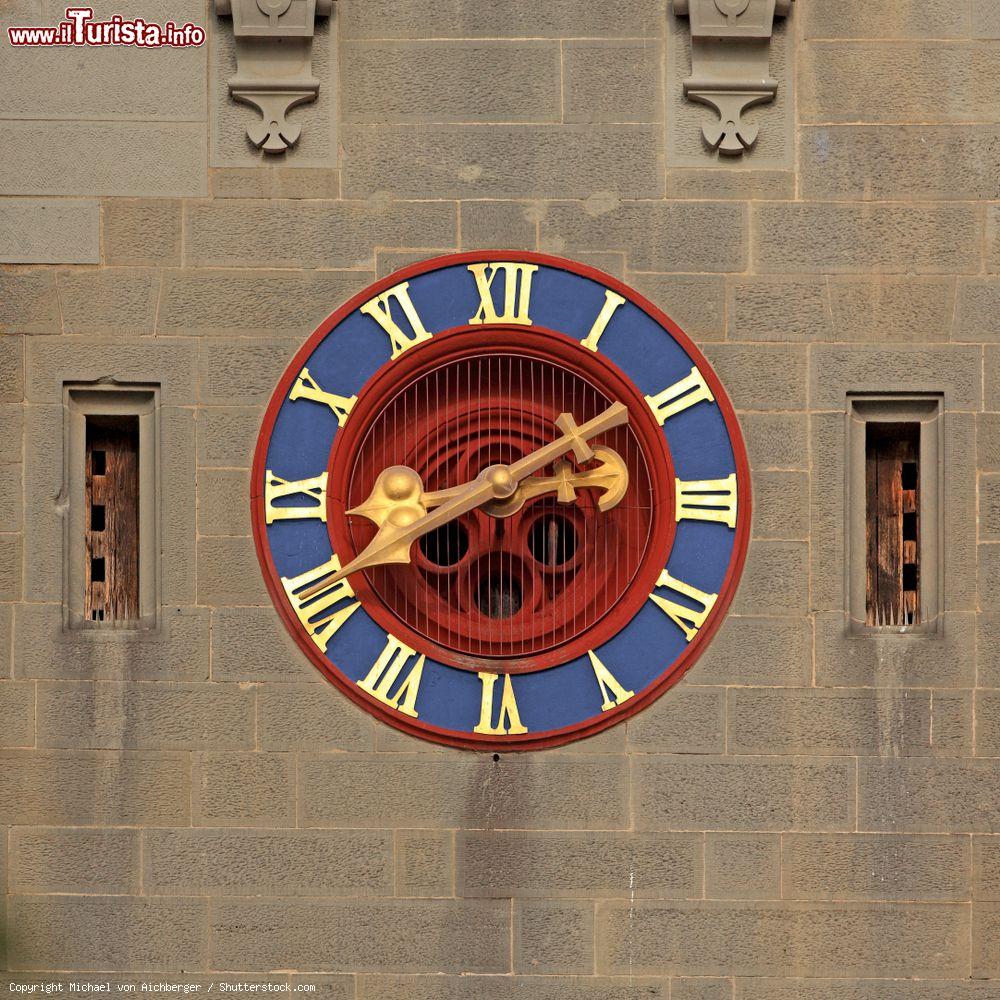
(252, 252, 750, 750)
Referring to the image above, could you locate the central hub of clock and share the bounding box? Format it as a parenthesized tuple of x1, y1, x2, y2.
(327, 326, 675, 674)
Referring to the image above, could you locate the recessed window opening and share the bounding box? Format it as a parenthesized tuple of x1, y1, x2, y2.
(85, 414, 139, 623)
(865, 422, 920, 627)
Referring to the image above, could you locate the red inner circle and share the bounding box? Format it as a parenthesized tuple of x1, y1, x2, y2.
(328, 327, 675, 674)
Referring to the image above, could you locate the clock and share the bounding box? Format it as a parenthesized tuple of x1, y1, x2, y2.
(251, 252, 750, 750)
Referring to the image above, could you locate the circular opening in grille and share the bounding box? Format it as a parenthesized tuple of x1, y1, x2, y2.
(528, 515, 578, 567)
(475, 572, 524, 619)
(419, 521, 469, 567)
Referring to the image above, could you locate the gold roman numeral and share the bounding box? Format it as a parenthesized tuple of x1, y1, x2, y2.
(357, 634, 426, 718)
(649, 569, 718, 642)
(289, 367, 357, 427)
(587, 650, 634, 712)
(468, 262, 537, 326)
(281, 554, 360, 652)
(645, 366, 715, 424)
(675, 473, 737, 528)
(359, 280, 433, 358)
(581, 290, 626, 352)
(473, 672, 528, 735)
(264, 470, 328, 524)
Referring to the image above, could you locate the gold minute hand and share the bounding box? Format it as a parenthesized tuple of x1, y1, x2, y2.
(328, 401, 630, 584)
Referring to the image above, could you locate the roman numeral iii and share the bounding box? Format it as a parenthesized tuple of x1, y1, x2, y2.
(360, 281, 433, 358)
(675, 473, 738, 528)
(264, 470, 328, 523)
(358, 635, 425, 718)
(468, 262, 537, 326)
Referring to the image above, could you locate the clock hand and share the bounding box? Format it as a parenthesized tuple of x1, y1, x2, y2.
(327, 401, 629, 584)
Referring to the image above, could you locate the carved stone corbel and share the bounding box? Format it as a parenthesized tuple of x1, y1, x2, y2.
(673, 0, 792, 156)
(215, 0, 333, 154)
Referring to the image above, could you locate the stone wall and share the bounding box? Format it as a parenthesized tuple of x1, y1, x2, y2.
(1, 0, 999, 995)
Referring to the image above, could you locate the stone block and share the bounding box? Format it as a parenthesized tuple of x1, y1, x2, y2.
(728, 687, 950, 757)
(727, 276, 831, 343)
(814, 611, 977, 688)
(801, 42, 1000, 122)
(210, 167, 341, 199)
(342, 124, 662, 200)
(541, 200, 745, 273)
(343, 40, 560, 123)
(750, 471, 808, 540)
(0, 270, 60, 334)
(289, 979, 355, 1000)
(980, 615, 1000, 687)
(25, 335, 195, 404)
(627, 273, 725, 340)
(15, 603, 209, 682)
(753, 202, 981, 274)
(57, 267, 159, 335)
(198, 468, 251, 536)
(9, 826, 139, 894)
(197, 336, 301, 406)
(197, 406, 261, 468)
(0, 604, 11, 679)
(0, 680, 33, 746)
(514, 899, 593, 975)
(860, 758, 1000, 832)
(803, 0, 970, 38)
(456, 831, 702, 900)
(705, 834, 780, 900)
(35, 681, 254, 751)
(357, 977, 669, 1000)
(0, 533, 22, 602)
(782, 833, 971, 902)
(103, 198, 182, 266)
(983, 475, 1000, 541)
(634, 755, 854, 832)
(159, 268, 373, 337)
(701, 344, 807, 411)
(193, 751, 294, 827)
(737, 981, 1000, 1000)
(339, 0, 661, 38)
(8, 895, 207, 972)
(977, 690, 1000, 755)
(212, 606, 318, 683)
(198, 535, 268, 606)
(210, 897, 509, 973)
(810, 344, 981, 410)
(740, 413, 809, 471)
(395, 829, 453, 898)
(0, 337, 24, 402)
(828, 277, 956, 342)
(144, 827, 393, 896)
(974, 837, 1000, 899)
(258, 682, 375, 752)
(185, 199, 457, 269)
(0, 121, 207, 197)
(300, 753, 629, 830)
(974, 903, 1000, 976)
(460, 201, 537, 251)
(802, 126, 1000, 201)
(957, 279, 1000, 343)
(665, 170, 794, 201)
(666, 16, 793, 169)
(596, 899, 967, 978)
(0, 406, 22, 466)
(563, 40, 662, 124)
(673, 981, 733, 1000)
(981, 544, 1000, 612)
(989, 348, 1000, 409)
(975, 1, 1000, 37)
(375, 250, 458, 278)
(0, 462, 22, 531)
(625, 685, 725, 754)
(0, 749, 189, 825)
(731, 540, 808, 617)
(687, 615, 812, 687)
(0, 199, 99, 264)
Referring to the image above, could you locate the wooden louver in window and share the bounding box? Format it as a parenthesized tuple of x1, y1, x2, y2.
(85, 415, 140, 622)
(865, 422, 919, 627)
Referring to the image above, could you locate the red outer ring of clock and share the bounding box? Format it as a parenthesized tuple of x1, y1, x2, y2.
(324, 324, 677, 675)
(251, 250, 753, 752)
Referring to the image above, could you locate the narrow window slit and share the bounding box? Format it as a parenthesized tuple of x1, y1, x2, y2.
(91, 503, 105, 532)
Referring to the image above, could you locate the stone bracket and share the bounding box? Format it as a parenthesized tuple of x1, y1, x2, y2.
(215, 0, 333, 154)
(673, 0, 792, 156)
